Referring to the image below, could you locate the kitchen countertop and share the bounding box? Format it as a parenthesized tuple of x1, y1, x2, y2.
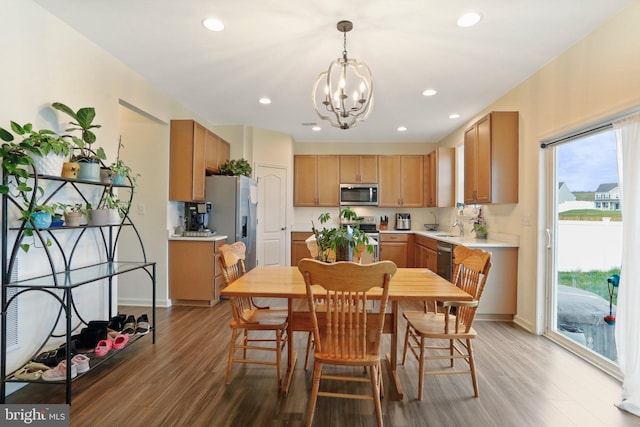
(291, 227, 518, 248)
(403, 230, 518, 248)
(169, 234, 228, 242)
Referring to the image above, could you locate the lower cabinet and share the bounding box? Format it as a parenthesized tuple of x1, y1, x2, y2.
(169, 238, 226, 305)
(291, 231, 314, 266)
(414, 235, 438, 271)
(379, 233, 413, 268)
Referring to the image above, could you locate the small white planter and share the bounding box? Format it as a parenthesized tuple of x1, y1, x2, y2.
(30, 152, 66, 176)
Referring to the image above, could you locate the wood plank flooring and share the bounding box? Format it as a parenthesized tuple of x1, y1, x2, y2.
(7, 301, 639, 427)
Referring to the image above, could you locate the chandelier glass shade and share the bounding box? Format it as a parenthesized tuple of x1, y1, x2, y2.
(312, 21, 374, 130)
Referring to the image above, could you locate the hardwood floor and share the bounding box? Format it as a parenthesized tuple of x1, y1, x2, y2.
(7, 302, 638, 427)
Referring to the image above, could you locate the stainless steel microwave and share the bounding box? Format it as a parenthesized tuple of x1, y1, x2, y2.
(340, 184, 378, 206)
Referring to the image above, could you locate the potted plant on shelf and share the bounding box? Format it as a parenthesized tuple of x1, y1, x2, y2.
(59, 202, 87, 227)
(87, 187, 129, 226)
(311, 206, 373, 262)
(0, 121, 72, 177)
(218, 158, 252, 177)
(52, 102, 106, 181)
(101, 139, 138, 186)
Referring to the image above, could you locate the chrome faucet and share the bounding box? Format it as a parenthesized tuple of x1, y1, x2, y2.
(452, 220, 464, 238)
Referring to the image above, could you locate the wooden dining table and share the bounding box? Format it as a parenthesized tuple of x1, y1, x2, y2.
(220, 265, 472, 400)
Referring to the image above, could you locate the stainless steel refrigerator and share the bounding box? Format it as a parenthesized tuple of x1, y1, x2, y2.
(205, 175, 258, 270)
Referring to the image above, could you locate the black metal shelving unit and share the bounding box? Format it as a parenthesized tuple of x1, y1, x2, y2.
(0, 167, 156, 404)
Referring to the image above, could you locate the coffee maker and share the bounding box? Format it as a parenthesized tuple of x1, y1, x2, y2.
(396, 213, 411, 230)
(185, 202, 212, 232)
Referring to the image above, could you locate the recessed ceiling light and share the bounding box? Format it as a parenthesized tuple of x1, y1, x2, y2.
(457, 12, 482, 28)
(258, 97, 271, 105)
(449, 113, 460, 119)
(422, 89, 437, 97)
(312, 126, 321, 132)
(202, 18, 224, 32)
(397, 126, 407, 132)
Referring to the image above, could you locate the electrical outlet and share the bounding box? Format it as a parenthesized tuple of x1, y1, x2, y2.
(138, 204, 146, 215)
(522, 215, 531, 226)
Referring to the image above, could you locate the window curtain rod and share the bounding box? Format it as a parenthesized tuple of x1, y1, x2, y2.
(540, 105, 640, 149)
(540, 124, 612, 149)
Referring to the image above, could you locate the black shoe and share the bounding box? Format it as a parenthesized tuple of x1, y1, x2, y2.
(121, 315, 136, 336)
(135, 314, 150, 335)
(107, 314, 127, 332)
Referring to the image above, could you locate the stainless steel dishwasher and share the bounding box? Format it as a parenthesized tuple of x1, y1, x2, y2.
(436, 242, 453, 282)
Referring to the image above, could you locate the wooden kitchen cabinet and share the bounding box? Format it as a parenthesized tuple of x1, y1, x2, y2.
(294, 155, 340, 207)
(291, 231, 314, 266)
(379, 233, 413, 268)
(464, 111, 519, 204)
(339, 155, 378, 183)
(378, 155, 423, 207)
(425, 147, 455, 207)
(169, 238, 226, 306)
(205, 130, 230, 174)
(170, 120, 206, 201)
(414, 235, 438, 271)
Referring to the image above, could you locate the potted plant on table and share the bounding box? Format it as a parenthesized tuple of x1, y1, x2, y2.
(311, 206, 373, 262)
(52, 102, 106, 181)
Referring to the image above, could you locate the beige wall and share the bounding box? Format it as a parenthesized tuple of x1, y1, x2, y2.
(438, 1, 640, 333)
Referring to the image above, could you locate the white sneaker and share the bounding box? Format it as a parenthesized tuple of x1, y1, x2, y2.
(42, 360, 78, 381)
(72, 354, 90, 374)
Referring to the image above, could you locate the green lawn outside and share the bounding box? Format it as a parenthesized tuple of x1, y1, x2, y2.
(558, 268, 621, 305)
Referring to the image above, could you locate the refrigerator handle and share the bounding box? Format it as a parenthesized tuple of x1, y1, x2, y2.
(242, 216, 248, 238)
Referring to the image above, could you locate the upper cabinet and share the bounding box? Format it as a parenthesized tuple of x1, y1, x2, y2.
(170, 120, 206, 201)
(170, 119, 231, 202)
(294, 155, 340, 207)
(339, 155, 378, 183)
(205, 131, 230, 174)
(424, 147, 455, 207)
(464, 111, 519, 204)
(378, 155, 424, 207)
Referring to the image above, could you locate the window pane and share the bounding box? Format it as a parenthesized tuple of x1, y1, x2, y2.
(553, 129, 621, 363)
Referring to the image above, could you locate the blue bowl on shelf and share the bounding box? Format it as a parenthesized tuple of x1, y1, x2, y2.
(51, 220, 64, 227)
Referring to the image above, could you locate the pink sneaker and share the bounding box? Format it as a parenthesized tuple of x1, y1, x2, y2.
(42, 360, 77, 381)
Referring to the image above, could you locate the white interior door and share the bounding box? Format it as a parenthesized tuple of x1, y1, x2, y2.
(256, 164, 287, 266)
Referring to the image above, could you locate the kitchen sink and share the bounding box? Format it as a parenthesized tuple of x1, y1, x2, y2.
(434, 234, 458, 238)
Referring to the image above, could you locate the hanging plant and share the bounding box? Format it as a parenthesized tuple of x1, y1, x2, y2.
(218, 158, 252, 177)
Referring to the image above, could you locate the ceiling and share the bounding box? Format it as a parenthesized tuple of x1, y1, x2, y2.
(33, 0, 631, 143)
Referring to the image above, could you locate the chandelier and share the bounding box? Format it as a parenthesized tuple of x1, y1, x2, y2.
(312, 20, 374, 130)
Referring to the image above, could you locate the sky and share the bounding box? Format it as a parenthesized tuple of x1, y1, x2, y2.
(557, 130, 618, 192)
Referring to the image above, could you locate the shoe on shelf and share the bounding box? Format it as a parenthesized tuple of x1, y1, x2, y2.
(14, 362, 51, 381)
(71, 354, 90, 374)
(135, 314, 150, 335)
(112, 334, 129, 350)
(121, 315, 136, 336)
(33, 346, 68, 368)
(94, 339, 113, 357)
(107, 313, 127, 332)
(42, 360, 77, 381)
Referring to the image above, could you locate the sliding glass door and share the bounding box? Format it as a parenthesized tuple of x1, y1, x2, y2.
(546, 128, 622, 373)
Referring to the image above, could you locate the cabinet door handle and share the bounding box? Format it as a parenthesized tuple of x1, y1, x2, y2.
(281, 227, 287, 231)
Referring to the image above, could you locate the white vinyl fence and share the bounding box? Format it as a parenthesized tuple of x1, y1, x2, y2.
(557, 220, 622, 271)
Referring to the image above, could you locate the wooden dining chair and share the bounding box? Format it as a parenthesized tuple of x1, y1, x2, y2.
(401, 245, 491, 400)
(298, 259, 397, 427)
(218, 242, 288, 388)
